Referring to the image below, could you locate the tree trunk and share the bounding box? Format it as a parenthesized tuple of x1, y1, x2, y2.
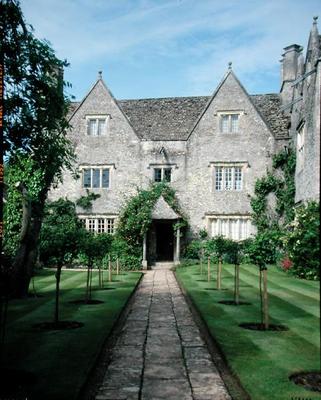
(85, 263, 91, 303)
(207, 256, 210, 282)
(217, 257, 222, 290)
(98, 265, 102, 288)
(263, 269, 269, 329)
(259, 268, 264, 327)
(12, 188, 46, 298)
(89, 265, 93, 301)
(116, 258, 119, 275)
(234, 263, 240, 305)
(108, 255, 112, 282)
(54, 264, 63, 326)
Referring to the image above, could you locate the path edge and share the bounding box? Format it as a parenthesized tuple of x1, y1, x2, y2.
(77, 272, 144, 400)
(174, 268, 251, 400)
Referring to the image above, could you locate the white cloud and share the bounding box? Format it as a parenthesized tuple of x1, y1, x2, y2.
(20, 0, 320, 98)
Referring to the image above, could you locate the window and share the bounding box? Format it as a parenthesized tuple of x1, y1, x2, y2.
(88, 218, 96, 232)
(214, 166, 243, 191)
(297, 124, 305, 171)
(86, 116, 108, 136)
(209, 216, 255, 241)
(215, 167, 223, 190)
(153, 167, 172, 182)
(81, 167, 110, 189)
(219, 113, 239, 133)
(80, 217, 116, 234)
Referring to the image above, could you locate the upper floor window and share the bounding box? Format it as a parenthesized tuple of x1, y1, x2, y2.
(219, 113, 240, 133)
(214, 165, 243, 191)
(86, 115, 109, 136)
(154, 167, 172, 182)
(82, 167, 110, 188)
(297, 123, 305, 171)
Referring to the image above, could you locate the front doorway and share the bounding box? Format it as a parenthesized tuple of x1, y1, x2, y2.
(155, 221, 174, 261)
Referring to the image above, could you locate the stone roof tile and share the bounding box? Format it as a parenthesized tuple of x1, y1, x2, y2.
(118, 96, 208, 140)
(70, 93, 289, 141)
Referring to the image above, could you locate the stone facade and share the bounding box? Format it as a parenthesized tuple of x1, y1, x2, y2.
(50, 19, 320, 265)
(280, 17, 320, 204)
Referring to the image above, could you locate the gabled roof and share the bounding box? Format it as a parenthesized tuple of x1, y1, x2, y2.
(118, 96, 208, 141)
(67, 77, 142, 139)
(151, 196, 180, 220)
(69, 71, 289, 141)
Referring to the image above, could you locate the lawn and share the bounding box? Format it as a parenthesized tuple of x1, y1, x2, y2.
(176, 263, 321, 400)
(2, 268, 142, 400)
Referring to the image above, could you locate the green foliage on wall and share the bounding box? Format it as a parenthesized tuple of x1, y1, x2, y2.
(115, 182, 187, 269)
(251, 148, 296, 231)
(250, 148, 296, 264)
(76, 189, 101, 210)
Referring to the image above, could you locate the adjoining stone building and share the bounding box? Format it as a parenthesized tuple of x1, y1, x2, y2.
(280, 16, 320, 205)
(50, 18, 319, 267)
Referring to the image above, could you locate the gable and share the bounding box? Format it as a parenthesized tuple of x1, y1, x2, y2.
(69, 78, 140, 140)
(67, 72, 289, 141)
(151, 196, 180, 220)
(187, 70, 279, 140)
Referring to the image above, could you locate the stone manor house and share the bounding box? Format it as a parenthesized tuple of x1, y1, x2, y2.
(51, 18, 320, 267)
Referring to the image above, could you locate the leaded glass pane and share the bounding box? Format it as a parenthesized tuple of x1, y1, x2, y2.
(106, 219, 114, 234)
(83, 169, 91, 188)
(224, 167, 233, 190)
(97, 119, 106, 135)
(231, 114, 239, 132)
(215, 167, 223, 190)
(97, 219, 105, 233)
(88, 219, 96, 232)
(92, 169, 100, 188)
(102, 169, 110, 188)
(234, 167, 242, 190)
(221, 115, 229, 133)
(154, 168, 162, 182)
(88, 119, 97, 135)
(164, 168, 171, 182)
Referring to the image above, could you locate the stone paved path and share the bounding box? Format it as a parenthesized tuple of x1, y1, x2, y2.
(96, 267, 231, 400)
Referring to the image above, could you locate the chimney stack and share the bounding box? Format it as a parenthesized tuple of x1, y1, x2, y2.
(280, 44, 302, 109)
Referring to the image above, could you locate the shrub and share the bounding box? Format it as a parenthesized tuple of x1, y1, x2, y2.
(283, 201, 319, 280)
(183, 240, 202, 260)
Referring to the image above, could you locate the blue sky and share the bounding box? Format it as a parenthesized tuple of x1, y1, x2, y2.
(21, 0, 320, 101)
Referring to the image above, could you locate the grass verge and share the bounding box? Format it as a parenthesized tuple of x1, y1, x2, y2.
(175, 263, 320, 400)
(2, 269, 142, 400)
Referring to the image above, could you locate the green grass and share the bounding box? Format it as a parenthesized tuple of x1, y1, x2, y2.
(176, 263, 321, 400)
(3, 269, 142, 400)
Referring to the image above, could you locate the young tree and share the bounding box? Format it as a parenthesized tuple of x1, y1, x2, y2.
(80, 232, 112, 302)
(246, 232, 278, 329)
(225, 239, 242, 304)
(39, 199, 83, 326)
(2, 0, 75, 297)
(206, 236, 227, 289)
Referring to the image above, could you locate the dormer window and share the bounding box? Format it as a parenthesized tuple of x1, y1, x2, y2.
(219, 113, 240, 133)
(86, 115, 109, 136)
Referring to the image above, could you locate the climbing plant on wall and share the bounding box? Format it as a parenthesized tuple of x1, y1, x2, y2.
(250, 148, 296, 263)
(115, 183, 188, 269)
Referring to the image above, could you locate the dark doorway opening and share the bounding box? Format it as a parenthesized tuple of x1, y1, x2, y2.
(155, 221, 174, 261)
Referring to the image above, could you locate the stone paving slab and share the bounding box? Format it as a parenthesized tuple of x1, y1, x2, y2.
(95, 268, 231, 400)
